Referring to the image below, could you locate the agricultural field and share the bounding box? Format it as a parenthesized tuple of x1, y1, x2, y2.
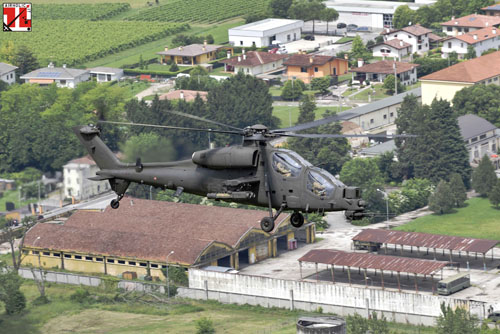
(30, 0, 149, 9)
(1, 20, 188, 66)
(395, 197, 500, 241)
(34, 3, 130, 20)
(125, 0, 270, 23)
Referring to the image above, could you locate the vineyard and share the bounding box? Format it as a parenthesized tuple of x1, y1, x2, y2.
(35, 3, 131, 20)
(0, 20, 189, 66)
(125, 0, 270, 23)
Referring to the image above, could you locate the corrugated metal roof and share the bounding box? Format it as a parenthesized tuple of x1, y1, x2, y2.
(352, 229, 498, 254)
(298, 249, 448, 275)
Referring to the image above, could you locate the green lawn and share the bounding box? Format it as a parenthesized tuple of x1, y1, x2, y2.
(117, 80, 151, 99)
(269, 87, 320, 97)
(395, 197, 500, 241)
(334, 36, 355, 44)
(0, 189, 37, 213)
(273, 106, 350, 128)
(83, 19, 243, 68)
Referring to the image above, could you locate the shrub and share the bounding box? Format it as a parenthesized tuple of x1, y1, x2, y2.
(170, 62, 179, 72)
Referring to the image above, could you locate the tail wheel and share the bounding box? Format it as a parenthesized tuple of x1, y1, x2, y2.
(260, 217, 275, 232)
(110, 199, 120, 209)
(290, 212, 304, 228)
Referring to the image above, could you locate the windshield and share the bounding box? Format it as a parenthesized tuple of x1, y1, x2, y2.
(286, 151, 313, 167)
(319, 169, 345, 187)
(437, 283, 447, 289)
(272, 152, 302, 177)
(307, 170, 334, 197)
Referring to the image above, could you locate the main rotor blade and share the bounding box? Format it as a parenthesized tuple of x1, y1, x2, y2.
(162, 109, 244, 131)
(277, 133, 417, 139)
(98, 121, 243, 136)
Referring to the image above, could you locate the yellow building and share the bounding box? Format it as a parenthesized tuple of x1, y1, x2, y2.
(22, 198, 315, 281)
(420, 51, 500, 105)
(157, 43, 225, 66)
(283, 54, 349, 84)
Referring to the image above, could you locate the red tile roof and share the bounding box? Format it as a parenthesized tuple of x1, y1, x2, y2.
(24, 198, 291, 265)
(283, 54, 340, 67)
(67, 155, 96, 165)
(159, 90, 208, 102)
(220, 51, 288, 67)
(420, 50, 500, 83)
(350, 60, 419, 75)
(444, 26, 500, 44)
(428, 33, 444, 42)
(379, 39, 412, 50)
(441, 14, 500, 28)
(382, 24, 432, 36)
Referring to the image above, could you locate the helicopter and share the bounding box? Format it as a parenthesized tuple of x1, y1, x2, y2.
(73, 113, 411, 233)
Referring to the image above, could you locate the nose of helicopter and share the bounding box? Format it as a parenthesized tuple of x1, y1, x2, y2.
(343, 186, 366, 220)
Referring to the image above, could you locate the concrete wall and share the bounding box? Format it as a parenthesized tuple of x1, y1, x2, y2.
(188, 269, 487, 326)
(18, 267, 102, 286)
(420, 80, 473, 105)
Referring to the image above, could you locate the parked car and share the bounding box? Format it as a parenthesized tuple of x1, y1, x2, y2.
(336, 22, 346, 29)
(268, 47, 278, 54)
(488, 311, 500, 322)
(304, 35, 315, 41)
(347, 24, 358, 31)
(356, 26, 371, 32)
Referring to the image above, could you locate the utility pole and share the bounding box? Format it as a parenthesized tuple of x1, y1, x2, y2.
(377, 189, 389, 229)
(166, 250, 175, 297)
(393, 61, 397, 95)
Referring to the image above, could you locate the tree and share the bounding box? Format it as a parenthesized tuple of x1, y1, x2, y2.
(383, 74, 404, 95)
(195, 317, 215, 334)
(489, 180, 500, 208)
(190, 65, 209, 76)
(12, 45, 39, 77)
(319, 8, 339, 35)
(311, 76, 331, 95)
(281, 79, 304, 101)
(0, 263, 26, 315)
(481, 48, 497, 56)
(465, 45, 477, 59)
(346, 312, 390, 334)
(289, 0, 325, 34)
(269, 0, 293, 18)
(429, 180, 455, 214)
(413, 57, 449, 78)
(139, 54, 145, 69)
(452, 84, 500, 127)
(0, 216, 37, 273)
(472, 155, 497, 196)
(449, 172, 467, 208)
(120, 133, 176, 163)
(350, 36, 372, 65)
(297, 94, 316, 124)
(170, 62, 179, 72)
(436, 303, 479, 334)
(393, 5, 417, 29)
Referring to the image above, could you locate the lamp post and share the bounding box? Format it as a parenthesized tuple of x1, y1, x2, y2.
(377, 189, 389, 229)
(166, 250, 174, 297)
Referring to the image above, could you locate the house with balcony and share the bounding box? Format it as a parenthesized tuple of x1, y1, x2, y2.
(283, 54, 348, 84)
(220, 51, 288, 75)
(350, 60, 419, 86)
(157, 42, 225, 66)
(441, 27, 500, 59)
(441, 14, 500, 36)
(420, 51, 500, 105)
(371, 39, 412, 60)
(381, 24, 432, 54)
(20, 64, 89, 88)
(482, 3, 500, 17)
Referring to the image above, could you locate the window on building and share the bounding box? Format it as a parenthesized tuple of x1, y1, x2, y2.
(240, 41, 243, 46)
(161, 264, 167, 269)
(287, 34, 291, 41)
(95, 258, 103, 262)
(107, 258, 115, 263)
(43, 251, 50, 256)
(294, 33, 297, 40)
(314, 67, 319, 72)
(75, 255, 82, 260)
(461, 43, 464, 47)
(53, 253, 60, 257)
(471, 137, 478, 142)
(418, 45, 422, 50)
(85, 256, 93, 261)
(493, 143, 497, 152)
(458, 28, 462, 32)
(32, 250, 39, 255)
(300, 67, 307, 73)
(59, 80, 66, 85)
(118, 260, 126, 265)
(488, 79, 492, 83)
(151, 264, 159, 268)
(408, 35, 412, 38)
(464, 28, 469, 32)
(390, 112, 394, 117)
(448, 42, 452, 48)
(495, 77, 499, 81)
(370, 119, 374, 124)
(139, 262, 147, 267)
(22, 250, 29, 255)
(480, 134, 487, 139)
(447, 27, 452, 32)
(474, 150, 479, 158)
(383, 114, 387, 119)
(64, 254, 71, 259)
(129, 261, 136, 266)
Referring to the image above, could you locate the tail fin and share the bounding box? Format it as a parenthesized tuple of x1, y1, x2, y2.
(73, 125, 123, 170)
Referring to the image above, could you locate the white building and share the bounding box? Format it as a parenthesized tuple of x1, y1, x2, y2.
(220, 51, 288, 75)
(351, 60, 419, 86)
(382, 24, 432, 54)
(20, 64, 90, 88)
(88, 67, 124, 82)
(441, 14, 500, 37)
(372, 39, 412, 60)
(63, 156, 110, 200)
(442, 27, 500, 59)
(228, 18, 304, 48)
(324, 0, 436, 29)
(458, 114, 499, 166)
(0, 62, 17, 85)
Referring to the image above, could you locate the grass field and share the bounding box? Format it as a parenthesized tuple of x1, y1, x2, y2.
(395, 197, 500, 241)
(0, 189, 37, 213)
(273, 106, 350, 127)
(0, 280, 437, 333)
(83, 19, 243, 68)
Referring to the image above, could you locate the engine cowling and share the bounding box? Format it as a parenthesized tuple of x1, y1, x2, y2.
(192, 146, 259, 169)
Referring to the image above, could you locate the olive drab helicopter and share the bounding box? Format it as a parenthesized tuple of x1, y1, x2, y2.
(73, 111, 411, 232)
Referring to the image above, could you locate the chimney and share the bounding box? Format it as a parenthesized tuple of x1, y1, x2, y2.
(202, 45, 206, 51)
(473, 34, 478, 40)
(386, 28, 390, 33)
(452, 16, 455, 20)
(242, 49, 246, 54)
(243, 54, 246, 60)
(48, 62, 54, 68)
(493, 28, 497, 34)
(180, 91, 184, 100)
(227, 51, 231, 59)
(238, 56, 241, 62)
(486, 22, 490, 26)
(164, 46, 169, 52)
(357, 58, 364, 67)
(62, 64, 66, 68)
(204, 40, 207, 46)
(454, 21, 458, 25)
(400, 40, 404, 47)
(179, 46, 183, 51)
(309, 56, 313, 64)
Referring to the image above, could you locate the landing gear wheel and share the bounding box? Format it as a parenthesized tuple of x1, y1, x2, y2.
(110, 199, 120, 209)
(290, 212, 304, 228)
(260, 217, 275, 232)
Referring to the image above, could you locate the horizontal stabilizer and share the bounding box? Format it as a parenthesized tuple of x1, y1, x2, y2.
(88, 175, 112, 181)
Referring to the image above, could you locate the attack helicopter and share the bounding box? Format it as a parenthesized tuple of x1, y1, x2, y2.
(73, 112, 411, 232)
